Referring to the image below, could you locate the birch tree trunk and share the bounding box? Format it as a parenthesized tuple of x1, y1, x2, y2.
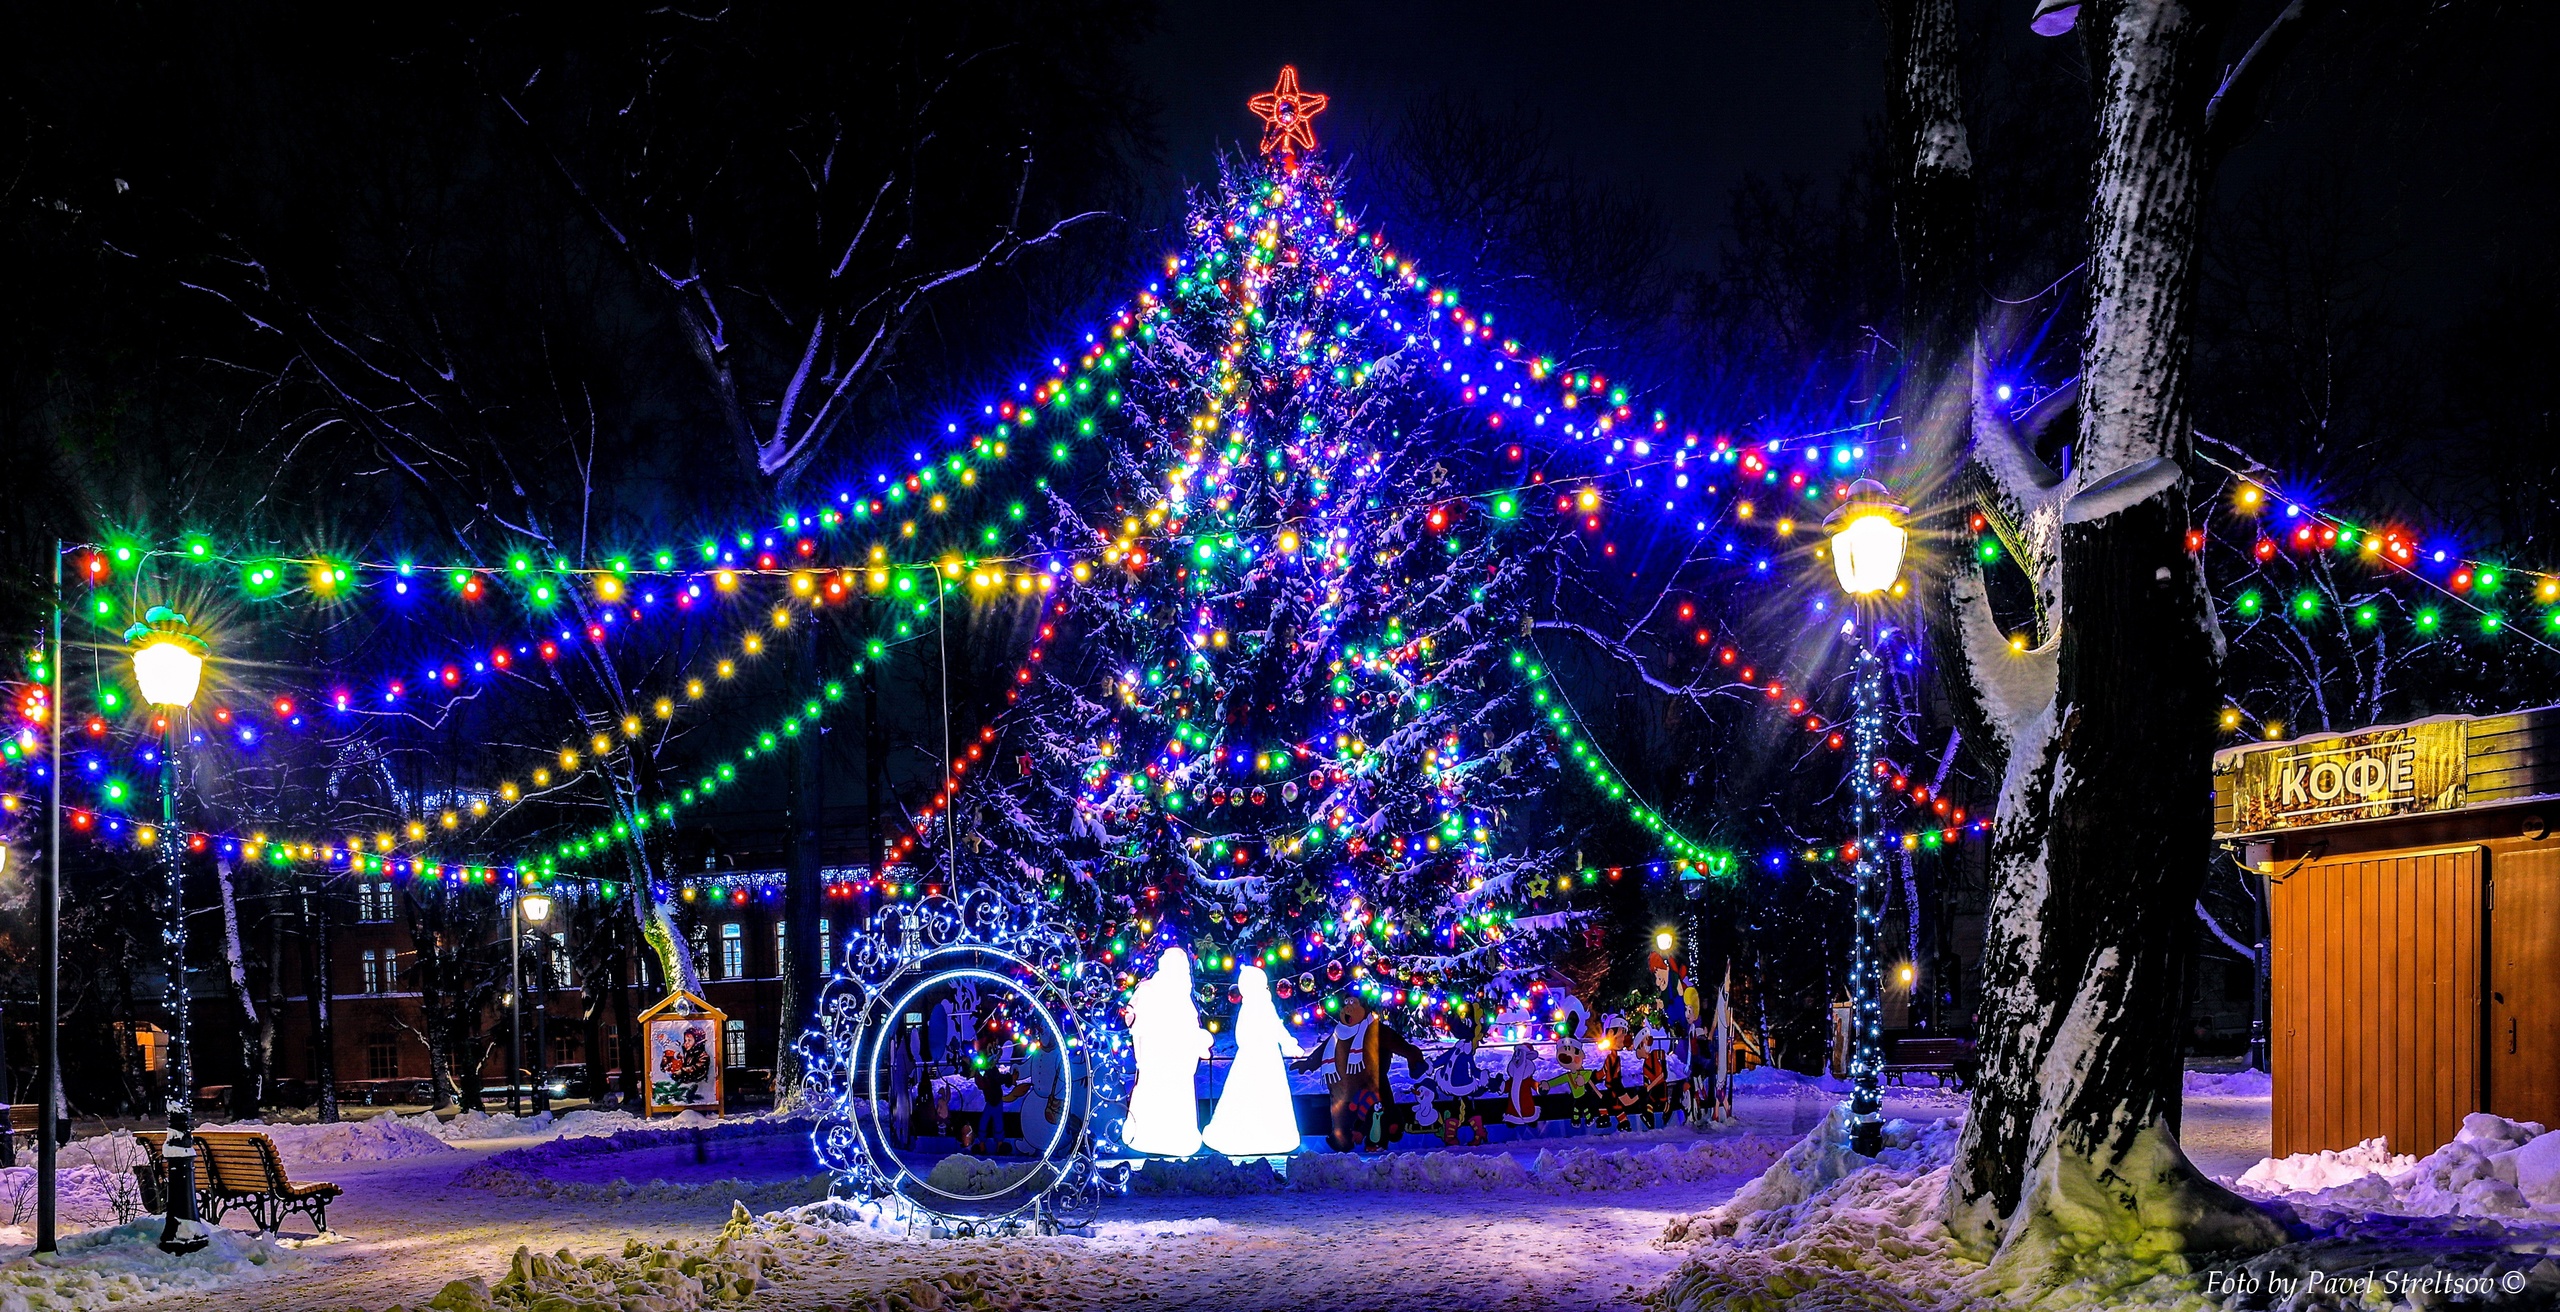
(1879, 0, 2293, 1278)
(214, 859, 264, 1119)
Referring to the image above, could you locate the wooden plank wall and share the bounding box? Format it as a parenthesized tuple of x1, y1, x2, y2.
(2471, 710, 2560, 807)
(2490, 844, 2560, 1130)
(2272, 847, 2484, 1157)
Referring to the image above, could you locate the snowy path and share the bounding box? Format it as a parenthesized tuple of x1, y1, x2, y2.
(2, 1086, 2266, 1312)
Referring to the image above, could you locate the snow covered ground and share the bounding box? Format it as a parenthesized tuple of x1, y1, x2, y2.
(0, 1080, 2261, 1312)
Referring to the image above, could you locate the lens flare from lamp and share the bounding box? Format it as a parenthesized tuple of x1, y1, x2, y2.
(1824, 480, 1910, 597)
(126, 608, 208, 708)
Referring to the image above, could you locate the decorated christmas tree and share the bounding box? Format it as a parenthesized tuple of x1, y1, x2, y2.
(982, 71, 1579, 1033)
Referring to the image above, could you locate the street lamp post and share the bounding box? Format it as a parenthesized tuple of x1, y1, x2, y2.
(509, 885, 552, 1116)
(1824, 481, 1908, 1158)
(129, 607, 209, 1253)
(37, 544, 64, 1254)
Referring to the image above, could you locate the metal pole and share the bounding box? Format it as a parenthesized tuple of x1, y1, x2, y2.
(1846, 637, 1885, 1156)
(514, 895, 526, 1115)
(157, 717, 205, 1253)
(531, 929, 549, 1116)
(38, 543, 62, 1252)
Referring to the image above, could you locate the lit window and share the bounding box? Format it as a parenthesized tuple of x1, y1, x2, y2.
(720, 923, 743, 980)
(723, 1018, 747, 1069)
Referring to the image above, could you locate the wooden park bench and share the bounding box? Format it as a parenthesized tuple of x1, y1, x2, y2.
(1883, 1037, 1974, 1089)
(195, 1130, 341, 1234)
(0, 1104, 37, 1161)
(132, 1130, 171, 1213)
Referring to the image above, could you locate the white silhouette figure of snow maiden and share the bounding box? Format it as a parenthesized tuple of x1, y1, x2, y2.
(1120, 947, 1212, 1156)
(1202, 964, 1307, 1156)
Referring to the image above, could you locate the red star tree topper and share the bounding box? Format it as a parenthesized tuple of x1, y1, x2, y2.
(1248, 65, 1328, 159)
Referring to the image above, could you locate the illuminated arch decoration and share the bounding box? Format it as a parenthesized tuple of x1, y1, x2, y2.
(797, 887, 1104, 1235)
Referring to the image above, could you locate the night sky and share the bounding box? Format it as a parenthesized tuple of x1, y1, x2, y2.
(1133, 1, 2554, 324)
(1135, 0, 1887, 272)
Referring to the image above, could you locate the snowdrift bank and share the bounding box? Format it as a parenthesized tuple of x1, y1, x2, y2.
(0, 1218, 300, 1312)
(1120, 1135, 1792, 1196)
(378, 1202, 780, 1312)
(2184, 1068, 2273, 1097)
(1655, 1109, 2300, 1309)
(181, 1105, 720, 1167)
(1655, 1108, 2560, 1312)
(2229, 1111, 2560, 1220)
(193, 1115, 456, 1164)
(453, 1114, 813, 1195)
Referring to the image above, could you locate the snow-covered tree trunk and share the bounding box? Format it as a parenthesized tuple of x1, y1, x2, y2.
(307, 877, 338, 1123)
(775, 624, 826, 1101)
(214, 858, 264, 1119)
(1881, 0, 2297, 1278)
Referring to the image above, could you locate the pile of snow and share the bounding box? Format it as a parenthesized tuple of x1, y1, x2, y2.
(1287, 1150, 1529, 1193)
(195, 1115, 456, 1164)
(2183, 1068, 2273, 1097)
(378, 1202, 780, 1312)
(407, 1106, 658, 1143)
(2233, 1137, 2415, 1197)
(1527, 1138, 1791, 1192)
(1662, 1106, 1961, 1244)
(452, 1115, 813, 1194)
(0, 1218, 301, 1311)
(472, 1168, 832, 1210)
(922, 1156, 1057, 1198)
(2228, 1112, 2560, 1219)
(1728, 1066, 1850, 1095)
(1123, 1155, 1285, 1196)
(1654, 1107, 1996, 1311)
(1122, 1135, 1792, 1197)
(1086, 1217, 1228, 1241)
(0, 1134, 161, 1231)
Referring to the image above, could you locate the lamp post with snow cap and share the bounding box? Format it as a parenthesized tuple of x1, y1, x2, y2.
(1824, 481, 1907, 1158)
(129, 606, 211, 1253)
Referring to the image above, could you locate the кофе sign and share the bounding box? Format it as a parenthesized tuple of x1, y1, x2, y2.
(2221, 719, 2467, 836)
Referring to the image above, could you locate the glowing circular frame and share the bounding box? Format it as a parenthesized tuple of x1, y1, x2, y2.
(801, 894, 1099, 1233)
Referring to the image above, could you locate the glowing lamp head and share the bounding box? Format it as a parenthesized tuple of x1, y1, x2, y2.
(125, 607, 208, 708)
(1654, 929, 1675, 953)
(1823, 480, 1910, 596)
(520, 888, 553, 924)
